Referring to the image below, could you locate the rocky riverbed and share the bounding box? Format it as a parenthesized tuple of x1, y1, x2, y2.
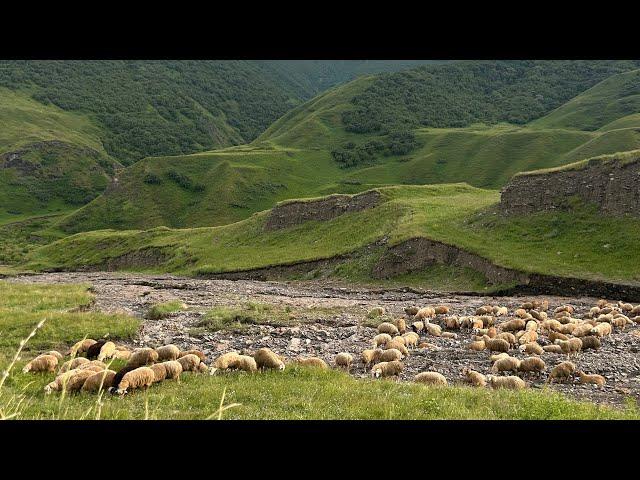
(10, 272, 640, 408)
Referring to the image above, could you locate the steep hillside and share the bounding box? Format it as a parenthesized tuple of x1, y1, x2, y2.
(0, 88, 120, 222)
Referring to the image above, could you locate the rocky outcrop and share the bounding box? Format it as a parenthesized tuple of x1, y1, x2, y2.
(264, 190, 382, 231)
(499, 154, 640, 216)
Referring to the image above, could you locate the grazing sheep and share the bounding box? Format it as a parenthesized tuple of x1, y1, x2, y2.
(149, 363, 167, 383)
(177, 354, 202, 372)
(619, 302, 634, 312)
(491, 356, 521, 373)
(580, 336, 601, 351)
(559, 323, 577, 335)
(393, 318, 407, 334)
(66, 338, 97, 356)
(405, 306, 419, 316)
(211, 352, 241, 373)
(547, 361, 576, 384)
(361, 348, 383, 367)
(415, 307, 436, 320)
(467, 340, 486, 351)
(500, 319, 526, 332)
(482, 336, 510, 353)
(179, 349, 206, 362)
(543, 344, 563, 354)
(197, 362, 209, 374)
(294, 357, 328, 370)
(590, 323, 612, 337)
(369, 306, 385, 317)
(490, 352, 510, 363)
(161, 361, 183, 379)
(22, 354, 58, 373)
(116, 367, 155, 395)
(418, 342, 440, 350)
(486, 326, 497, 338)
(415, 371, 448, 386)
(434, 305, 450, 315)
(109, 365, 138, 393)
(441, 332, 458, 339)
(577, 371, 606, 387)
(632, 316, 640, 324)
(59, 357, 90, 374)
(44, 368, 95, 394)
(126, 348, 159, 368)
(230, 355, 258, 373)
(487, 375, 526, 390)
(462, 368, 486, 387)
(97, 342, 116, 362)
(371, 360, 404, 378)
(519, 357, 546, 374)
(554, 338, 583, 357)
(571, 324, 594, 338)
(425, 323, 442, 337)
(113, 348, 132, 361)
(525, 320, 539, 331)
(596, 299, 609, 308)
(377, 322, 399, 336)
(476, 306, 493, 315)
(46, 350, 63, 361)
(514, 308, 529, 318)
(444, 316, 462, 330)
(402, 332, 420, 348)
(373, 333, 392, 348)
(611, 315, 632, 329)
(411, 321, 425, 333)
(494, 306, 509, 316)
(530, 310, 546, 321)
(156, 344, 181, 361)
(391, 335, 406, 346)
(631, 305, 640, 315)
(479, 315, 495, 327)
(81, 370, 116, 393)
(86, 340, 108, 360)
(495, 332, 516, 346)
(78, 360, 107, 370)
(254, 348, 286, 371)
(519, 342, 544, 355)
(385, 339, 409, 356)
(517, 330, 538, 345)
(521, 302, 534, 310)
(549, 331, 569, 343)
(380, 349, 404, 362)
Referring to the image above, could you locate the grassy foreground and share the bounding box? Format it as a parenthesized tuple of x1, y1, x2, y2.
(1, 280, 639, 420)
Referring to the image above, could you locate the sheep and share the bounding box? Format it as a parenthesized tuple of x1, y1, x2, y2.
(559, 323, 577, 335)
(476, 306, 493, 315)
(149, 363, 167, 383)
(425, 323, 442, 337)
(81, 370, 116, 393)
(372, 333, 392, 348)
(44, 368, 95, 394)
(546, 361, 576, 384)
(520, 302, 534, 310)
(369, 306, 385, 317)
(596, 299, 609, 308)
(177, 354, 202, 372)
(59, 357, 90, 374)
(126, 348, 159, 368)
(577, 371, 606, 387)
(519, 357, 546, 375)
(543, 344, 563, 354)
(631, 305, 640, 315)
(555, 305, 574, 315)
(494, 306, 509, 316)
(97, 342, 116, 362)
(179, 349, 206, 362)
(444, 316, 462, 330)
(490, 352, 510, 363)
(385, 339, 409, 356)
(379, 348, 404, 362)
(404, 306, 419, 316)
(487, 326, 497, 338)
(411, 321, 425, 333)
(467, 340, 486, 351)
(415, 371, 448, 386)
(391, 335, 406, 346)
(393, 318, 407, 334)
(525, 320, 538, 331)
(294, 357, 328, 370)
(633, 316, 640, 324)
(517, 330, 538, 345)
(495, 332, 516, 346)
(211, 352, 241, 373)
(482, 336, 510, 353)
(414, 307, 436, 320)
(549, 331, 569, 343)
(590, 323, 612, 337)
(158, 360, 183, 380)
(479, 315, 495, 327)
(499, 318, 526, 332)
(45, 350, 63, 361)
(230, 355, 258, 373)
(156, 344, 181, 361)
(86, 340, 108, 360)
(491, 356, 521, 374)
(116, 367, 155, 395)
(572, 324, 595, 338)
(462, 367, 486, 387)
(371, 360, 404, 378)
(611, 315, 632, 329)
(361, 348, 383, 367)
(66, 338, 97, 356)
(580, 336, 601, 351)
(377, 322, 399, 336)
(514, 308, 529, 318)
(619, 302, 634, 312)
(487, 375, 526, 390)
(253, 347, 285, 370)
(418, 342, 440, 351)
(434, 305, 450, 315)
(441, 332, 458, 339)
(113, 347, 132, 361)
(529, 310, 546, 322)
(78, 360, 107, 370)
(554, 338, 583, 357)
(22, 354, 58, 373)
(519, 342, 544, 355)
(334, 352, 354, 371)
(402, 332, 420, 348)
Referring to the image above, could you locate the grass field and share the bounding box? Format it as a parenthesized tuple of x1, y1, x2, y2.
(1, 280, 638, 420)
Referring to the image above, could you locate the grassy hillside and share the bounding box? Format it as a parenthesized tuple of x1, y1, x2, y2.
(532, 69, 640, 131)
(26, 185, 640, 287)
(0, 88, 120, 222)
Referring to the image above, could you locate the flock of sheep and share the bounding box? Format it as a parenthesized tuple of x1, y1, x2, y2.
(21, 297, 640, 396)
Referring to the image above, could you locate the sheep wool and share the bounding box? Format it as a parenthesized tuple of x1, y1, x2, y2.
(549, 331, 569, 343)
(81, 370, 116, 393)
(254, 348, 285, 371)
(467, 340, 486, 352)
(402, 332, 420, 348)
(379, 348, 403, 362)
(116, 367, 155, 394)
(393, 318, 407, 334)
(371, 360, 404, 378)
(161, 361, 183, 379)
(418, 342, 440, 351)
(462, 368, 486, 387)
(47, 368, 96, 394)
(405, 306, 419, 316)
(294, 357, 328, 370)
(500, 318, 526, 332)
(441, 332, 458, 339)
(547, 361, 576, 384)
(491, 357, 521, 373)
(444, 316, 461, 330)
(519, 342, 544, 355)
(212, 352, 241, 371)
(385, 339, 409, 356)
(415, 371, 448, 386)
(543, 344, 563, 354)
(22, 354, 58, 373)
(335, 352, 354, 370)
(46, 350, 64, 361)
(361, 348, 383, 367)
(126, 348, 159, 368)
(490, 352, 510, 363)
(59, 357, 90, 373)
(425, 323, 442, 337)
(156, 344, 181, 362)
(554, 338, 582, 356)
(434, 305, 450, 315)
(377, 322, 399, 336)
(179, 349, 206, 362)
(573, 324, 595, 338)
(518, 330, 538, 345)
(482, 336, 509, 353)
(372, 333, 392, 348)
(411, 321, 424, 333)
(66, 338, 97, 356)
(230, 355, 258, 373)
(149, 363, 168, 383)
(110, 365, 139, 393)
(113, 348, 132, 361)
(414, 307, 435, 320)
(86, 340, 108, 360)
(177, 354, 202, 372)
(581, 336, 601, 351)
(577, 371, 606, 387)
(475, 306, 493, 316)
(495, 332, 516, 346)
(97, 342, 117, 362)
(592, 323, 613, 337)
(519, 357, 546, 374)
(487, 375, 526, 390)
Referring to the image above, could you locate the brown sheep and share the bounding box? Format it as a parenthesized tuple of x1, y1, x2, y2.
(415, 371, 448, 386)
(411, 321, 425, 333)
(156, 344, 181, 361)
(590, 323, 612, 337)
(482, 336, 510, 353)
(491, 356, 521, 373)
(96, 342, 116, 362)
(444, 316, 462, 330)
(402, 332, 420, 348)
(294, 357, 328, 370)
(476, 306, 493, 316)
(514, 308, 529, 318)
(81, 370, 116, 393)
(179, 349, 206, 362)
(393, 318, 407, 334)
(377, 322, 399, 336)
(45, 350, 63, 361)
(66, 338, 97, 356)
(462, 368, 486, 387)
(161, 360, 183, 379)
(441, 332, 458, 339)
(212, 352, 241, 372)
(543, 344, 563, 354)
(577, 371, 606, 387)
(372, 333, 392, 348)
(177, 353, 202, 372)
(467, 340, 486, 352)
(434, 305, 450, 315)
(385, 339, 409, 356)
(500, 319, 526, 332)
(334, 352, 354, 371)
(371, 360, 404, 378)
(149, 363, 167, 383)
(22, 354, 58, 373)
(59, 357, 90, 374)
(379, 349, 403, 362)
(490, 352, 510, 363)
(230, 355, 258, 373)
(415, 306, 436, 320)
(126, 348, 159, 368)
(571, 324, 594, 338)
(49, 369, 96, 394)
(116, 367, 155, 395)
(405, 306, 419, 316)
(519, 357, 546, 375)
(549, 331, 569, 343)
(487, 375, 526, 390)
(425, 323, 442, 337)
(517, 330, 538, 345)
(495, 332, 516, 346)
(361, 349, 383, 367)
(519, 342, 544, 356)
(554, 338, 583, 357)
(581, 336, 601, 351)
(547, 361, 576, 384)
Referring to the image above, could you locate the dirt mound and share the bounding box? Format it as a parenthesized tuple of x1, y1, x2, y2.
(264, 190, 382, 231)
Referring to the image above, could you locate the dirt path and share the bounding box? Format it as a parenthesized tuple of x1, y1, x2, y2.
(10, 272, 640, 408)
